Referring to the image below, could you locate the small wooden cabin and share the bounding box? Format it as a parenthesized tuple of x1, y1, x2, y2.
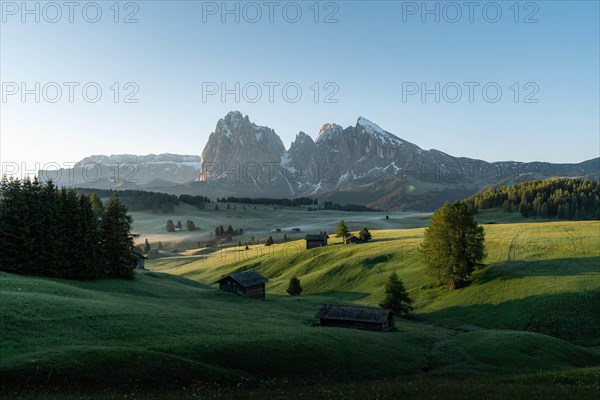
(344, 235, 361, 244)
(217, 270, 268, 299)
(305, 234, 328, 249)
(315, 304, 394, 332)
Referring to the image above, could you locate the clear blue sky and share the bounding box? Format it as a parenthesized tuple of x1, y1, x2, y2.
(1, 0, 599, 172)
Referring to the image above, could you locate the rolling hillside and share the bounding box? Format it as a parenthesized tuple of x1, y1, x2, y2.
(1, 219, 599, 398)
(147, 220, 600, 343)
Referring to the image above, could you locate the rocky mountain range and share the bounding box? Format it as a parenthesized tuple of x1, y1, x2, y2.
(39, 111, 600, 211)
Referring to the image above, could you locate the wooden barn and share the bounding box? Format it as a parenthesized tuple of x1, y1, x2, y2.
(315, 304, 394, 332)
(344, 235, 361, 244)
(305, 233, 329, 249)
(217, 270, 268, 299)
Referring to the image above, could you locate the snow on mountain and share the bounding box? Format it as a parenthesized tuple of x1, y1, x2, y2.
(356, 116, 404, 146)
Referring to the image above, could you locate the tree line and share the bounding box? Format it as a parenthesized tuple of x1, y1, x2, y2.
(75, 188, 211, 213)
(322, 201, 376, 212)
(467, 179, 600, 220)
(166, 219, 198, 232)
(1, 178, 138, 279)
(217, 196, 317, 207)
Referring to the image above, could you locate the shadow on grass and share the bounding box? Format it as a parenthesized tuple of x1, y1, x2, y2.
(477, 257, 600, 284)
(311, 290, 371, 301)
(419, 290, 600, 343)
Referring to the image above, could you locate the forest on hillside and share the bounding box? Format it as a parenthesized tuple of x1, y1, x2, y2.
(75, 188, 211, 213)
(1, 178, 138, 279)
(468, 179, 600, 219)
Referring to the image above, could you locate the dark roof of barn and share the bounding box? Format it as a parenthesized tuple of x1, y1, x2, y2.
(305, 234, 328, 241)
(315, 304, 392, 324)
(217, 270, 268, 287)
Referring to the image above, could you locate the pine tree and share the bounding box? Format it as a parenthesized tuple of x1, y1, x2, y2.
(186, 220, 197, 231)
(358, 227, 372, 242)
(420, 201, 486, 289)
(157, 241, 163, 251)
(76, 194, 102, 278)
(166, 220, 175, 232)
(89, 192, 104, 217)
(176, 221, 182, 230)
(336, 219, 349, 241)
(286, 276, 303, 296)
(0, 178, 28, 274)
(143, 239, 151, 254)
(99, 197, 137, 279)
(379, 272, 412, 316)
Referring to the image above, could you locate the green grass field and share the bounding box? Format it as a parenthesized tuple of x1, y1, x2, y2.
(1, 209, 599, 398)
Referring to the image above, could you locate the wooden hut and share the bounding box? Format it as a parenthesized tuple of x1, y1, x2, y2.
(217, 270, 268, 299)
(344, 235, 361, 244)
(305, 233, 328, 249)
(315, 304, 394, 332)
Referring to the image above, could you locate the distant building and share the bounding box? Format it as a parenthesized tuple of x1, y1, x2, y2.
(315, 304, 394, 332)
(292, 228, 301, 233)
(305, 233, 328, 249)
(344, 235, 361, 244)
(217, 270, 268, 300)
(275, 228, 282, 232)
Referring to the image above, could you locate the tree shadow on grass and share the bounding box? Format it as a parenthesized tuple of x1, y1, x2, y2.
(419, 290, 600, 343)
(311, 290, 371, 301)
(477, 257, 600, 284)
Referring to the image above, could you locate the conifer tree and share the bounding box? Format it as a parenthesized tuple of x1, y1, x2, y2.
(166, 220, 175, 232)
(358, 227, 372, 242)
(379, 272, 412, 316)
(336, 219, 349, 242)
(99, 197, 137, 278)
(420, 201, 486, 289)
(89, 192, 104, 216)
(286, 276, 303, 296)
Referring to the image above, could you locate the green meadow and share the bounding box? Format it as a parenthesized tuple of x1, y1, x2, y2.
(1, 205, 599, 398)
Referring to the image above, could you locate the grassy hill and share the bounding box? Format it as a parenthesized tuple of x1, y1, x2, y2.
(1, 219, 599, 397)
(148, 220, 600, 343)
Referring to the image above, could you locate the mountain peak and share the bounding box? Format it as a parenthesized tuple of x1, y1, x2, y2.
(356, 116, 404, 146)
(316, 123, 343, 141)
(357, 116, 384, 132)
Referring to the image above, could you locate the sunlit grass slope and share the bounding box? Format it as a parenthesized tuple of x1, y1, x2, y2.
(147, 221, 600, 342)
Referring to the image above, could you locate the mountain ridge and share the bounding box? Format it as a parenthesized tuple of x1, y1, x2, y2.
(38, 111, 600, 211)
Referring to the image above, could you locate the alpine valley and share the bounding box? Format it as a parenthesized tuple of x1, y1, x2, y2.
(39, 111, 600, 211)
